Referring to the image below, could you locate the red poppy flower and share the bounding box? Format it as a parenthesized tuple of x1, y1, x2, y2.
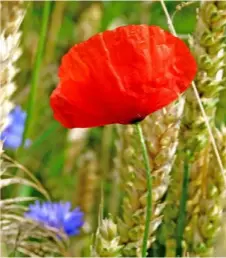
(50, 25, 197, 128)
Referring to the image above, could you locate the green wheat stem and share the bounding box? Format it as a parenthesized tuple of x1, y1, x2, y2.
(176, 151, 191, 257)
(99, 126, 113, 220)
(22, 0, 51, 144)
(135, 122, 152, 257)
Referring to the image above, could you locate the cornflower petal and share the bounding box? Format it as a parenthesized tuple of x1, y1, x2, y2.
(25, 201, 84, 237)
(1, 105, 30, 149)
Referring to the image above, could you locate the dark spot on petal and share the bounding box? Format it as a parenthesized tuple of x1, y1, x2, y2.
(130, 116, 145, 124)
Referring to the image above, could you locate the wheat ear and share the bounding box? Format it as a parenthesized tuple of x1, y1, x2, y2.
(92, 216, 122, 257)
(163, 1, 226, 256)
(117, 97, 184, 256)
(0, 1, 24, 134)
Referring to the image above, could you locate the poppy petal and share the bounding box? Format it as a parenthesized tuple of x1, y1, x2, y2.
(50, 25, 197, 128)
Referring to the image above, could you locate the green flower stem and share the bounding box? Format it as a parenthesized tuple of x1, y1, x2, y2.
(135, 122, 152, 257)
(176, 151, 191, 257)
(22, 0, 51, 144)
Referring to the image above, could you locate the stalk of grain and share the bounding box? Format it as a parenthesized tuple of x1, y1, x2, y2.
(163, 2, 226, 256)
(0, 0, 24, 134)
(76, 151, 98, 232)
(92, 217, 122, 257)
(117, 98, 184, 257)
(73, 151, 99, 257)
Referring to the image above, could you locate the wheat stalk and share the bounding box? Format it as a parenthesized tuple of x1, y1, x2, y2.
(73, 150, 98, 256)
(76, 151, 98, 233)
(160, 0, 225, 183)
(163, 1, 226, 256)
(116, 98, 184, 257)
(184, 126, 226, 257)
(92, 216, 122, 257)
(0, 3, 67, 256)
(0, 1, 24, 134)
(0, 153, 68, 256)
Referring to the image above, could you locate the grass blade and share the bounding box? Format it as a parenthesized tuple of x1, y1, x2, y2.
(176, 152, 191, 257)
(22, 0, 51, 144)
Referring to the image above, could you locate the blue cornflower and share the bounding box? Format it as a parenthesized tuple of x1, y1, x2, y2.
(0, 106, 31, 149)
(25, 201, 84, 237)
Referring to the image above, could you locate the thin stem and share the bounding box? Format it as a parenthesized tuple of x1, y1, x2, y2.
(176, 152, 191, 257)
(159, 0, 225, 186)
(98, 126, 113, 223)
(135, 123, 152, 257)
(22, 0, 51, 144)
(191, 81, 225, 184)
